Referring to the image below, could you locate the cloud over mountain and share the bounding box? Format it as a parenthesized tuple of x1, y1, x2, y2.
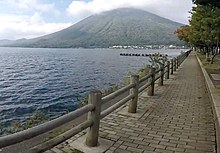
(67, 0, 192, 24)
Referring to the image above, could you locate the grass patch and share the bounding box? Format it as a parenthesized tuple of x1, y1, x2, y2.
(197, 53, 220, 71)
(1, 111, 49, 135)
(69, 149, 84, 153)
(217, 89, 220, 97)
(45, 129, 68, 142)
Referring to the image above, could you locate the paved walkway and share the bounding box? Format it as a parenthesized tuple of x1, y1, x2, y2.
(46, 53, 216, 153)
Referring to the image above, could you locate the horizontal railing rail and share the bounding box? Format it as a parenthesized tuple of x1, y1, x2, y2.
(0, 104, 94, 148)
(101, 94, 134, 119)
(0, 50, 191, 152)
(31, 120, 93, 153)
(139, 73, 152, 83)
(102, 83, 135, 104)
(138, 81, 151, 93)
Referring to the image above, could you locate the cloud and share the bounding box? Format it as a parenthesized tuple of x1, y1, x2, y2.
(67, 0, 192, 24)
(0, 0, 71, 40)
(0, 13, 72, 40)
(8, 0, 60, 15)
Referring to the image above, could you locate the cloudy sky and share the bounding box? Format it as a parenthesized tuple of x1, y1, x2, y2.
(0, 0, 193, 40)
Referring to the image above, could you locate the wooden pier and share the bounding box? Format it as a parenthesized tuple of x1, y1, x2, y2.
(119, 53, 168, 57)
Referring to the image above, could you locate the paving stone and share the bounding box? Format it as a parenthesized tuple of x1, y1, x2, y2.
(129, 136, 144, 141)
(137, 145, 155, 151)
(126, 146, 144, 153)
(108, 146, 117, 151)
(44, 150, 54, 153)
(149, 143, 166, 150)
(61, 147, 74, 153)
(166, 146, 185, 152)
(155, 148, 174, 153)
(105, 150, 114, 153)
(51, 148, 63, 153)
(123, 142, 138, 148)
(159, 141, 177, 147)
(115, 148, 131, 153)
(118, 145, 127, 150)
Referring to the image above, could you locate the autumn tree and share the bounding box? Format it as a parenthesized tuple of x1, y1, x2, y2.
(175, 25, 191, 44)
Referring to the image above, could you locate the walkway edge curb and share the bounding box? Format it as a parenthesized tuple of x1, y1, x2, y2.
(196, 53, 220, 153)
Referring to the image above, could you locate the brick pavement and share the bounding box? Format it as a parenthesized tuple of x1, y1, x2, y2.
(46, 53, 216, 153)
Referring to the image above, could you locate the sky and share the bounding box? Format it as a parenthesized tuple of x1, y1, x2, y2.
(0, 0, 193, 40)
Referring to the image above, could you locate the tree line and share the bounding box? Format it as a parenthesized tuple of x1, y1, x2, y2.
(175, 0, 220, 63)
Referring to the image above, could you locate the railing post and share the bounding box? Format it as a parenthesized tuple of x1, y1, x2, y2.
(128, 75, 139, 113)
(165, 61, 170, 79)
(148, 67, 155, 96)
(179, 55, 182, 66)
(158, 64, 164, 86)
(184, 53, 186, 60)
(171, 59, 174, 75)
(181, 53, 186, 64)
(181, 55, 183, 65)
(182, 54, 184, 64)
(178, 57, 180, 67)
(174, 58, 176, 71)
(144, 66, 149, 86)
(176, 57, 179, 69)
(86, 90, 102, 147)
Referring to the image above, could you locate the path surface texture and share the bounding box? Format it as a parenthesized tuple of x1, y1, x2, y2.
(46, 53, 216, 153)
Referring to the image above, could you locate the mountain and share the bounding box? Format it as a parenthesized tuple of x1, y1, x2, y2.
(0, 38, 28, 46)
(0, 39, 14, 46)
(4, 8, 184, 48)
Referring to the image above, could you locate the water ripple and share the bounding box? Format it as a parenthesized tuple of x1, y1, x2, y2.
(0, 47, 183, 128)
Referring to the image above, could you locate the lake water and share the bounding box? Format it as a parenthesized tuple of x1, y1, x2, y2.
(0, 47, 185, 128)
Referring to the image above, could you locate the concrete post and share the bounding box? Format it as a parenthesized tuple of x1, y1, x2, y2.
(128, 75, 139, 113)
(86, 90, 102, 147)
(174, 58, 176, 71)
(179, 55, 182, 66)
(182, 54, 184, 64)
(148, 67, 155, 96)
(158, 64, 164, 86)
(178, 56, 180, 68)
(178, 56, 181, 66)
(171, 59, 174, 75)
(180, 53, 183, 64)
(176, 57, 179, 69)
(165, 61, 170, 79)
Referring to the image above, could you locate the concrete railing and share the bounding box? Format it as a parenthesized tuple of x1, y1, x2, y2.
(0, 50, 191, 153)
(196, 53, 220, 153)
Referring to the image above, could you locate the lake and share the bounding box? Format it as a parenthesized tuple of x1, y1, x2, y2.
(0, 47, 185, 128)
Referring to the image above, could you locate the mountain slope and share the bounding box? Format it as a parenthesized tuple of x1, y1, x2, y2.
(7, 8, 184, 48)
(0, 39, 14, 46)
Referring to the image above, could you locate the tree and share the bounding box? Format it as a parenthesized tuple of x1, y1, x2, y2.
(190, 5, 220, 63)
(175, 25, 191, 44)
(193, 0, 220, 8)
(176, 5, 220, 63)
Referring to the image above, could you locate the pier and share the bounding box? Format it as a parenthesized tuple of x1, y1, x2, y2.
(119, 53, 168, 57)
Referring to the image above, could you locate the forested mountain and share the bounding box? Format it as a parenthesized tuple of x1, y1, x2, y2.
(3, 8, 185, 48)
